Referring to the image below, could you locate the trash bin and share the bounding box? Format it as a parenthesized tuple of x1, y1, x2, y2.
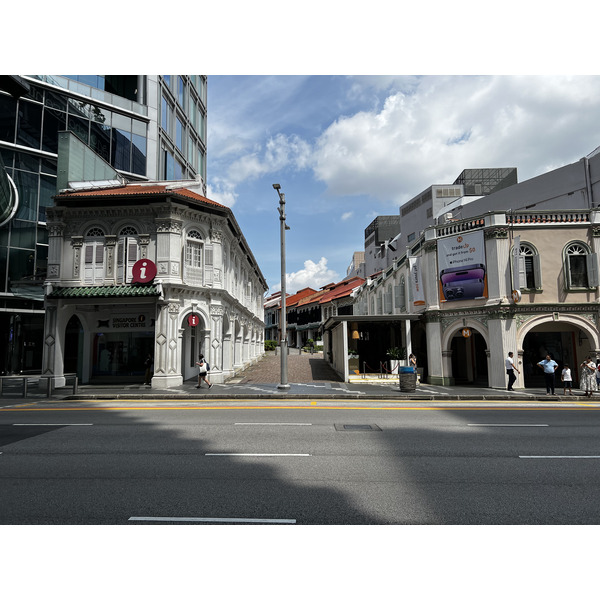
(399, 366, 416, 392)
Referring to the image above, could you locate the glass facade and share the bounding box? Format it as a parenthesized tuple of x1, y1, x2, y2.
(159, 75, 207, 183)
(0, 74, 207, 375)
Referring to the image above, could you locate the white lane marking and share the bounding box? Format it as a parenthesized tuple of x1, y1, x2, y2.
(128, 516, 296, 524)
(519, 456, 600, 459)
(234, 423, 312, 426)
(205, 453, 311, 457)
(12, 423, 93, 426)
(468, 424, 549, 427)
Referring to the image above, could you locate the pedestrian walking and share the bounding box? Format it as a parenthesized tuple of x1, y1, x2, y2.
(143, 353, 153, 386)
(561, 364, 573, 396)
(537, 353, 559, 396)
(409, 353, 417, 368)
(580, 357, 597, 398)
(505, 352, 519, 391)
(195, 354, 213, 389)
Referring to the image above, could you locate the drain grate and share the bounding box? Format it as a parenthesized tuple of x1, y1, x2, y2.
(335, 424, 381, 432)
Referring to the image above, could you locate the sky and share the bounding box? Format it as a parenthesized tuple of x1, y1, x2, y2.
(206, 74, 600, 295)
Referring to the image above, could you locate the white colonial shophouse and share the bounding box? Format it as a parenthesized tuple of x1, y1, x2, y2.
(42, 180, 267, 389)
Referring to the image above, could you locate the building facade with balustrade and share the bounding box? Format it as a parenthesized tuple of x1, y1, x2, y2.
(42, 180, 266, 389)
(336, 147, 600, 388)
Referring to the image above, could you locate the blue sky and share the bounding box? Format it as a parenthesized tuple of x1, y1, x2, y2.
(206, 74, 600, 295)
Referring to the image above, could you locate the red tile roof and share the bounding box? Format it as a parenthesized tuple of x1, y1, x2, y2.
(319, 277, 365, 304)
(285, 287, 318, 308)
(56, 183, 226, 209)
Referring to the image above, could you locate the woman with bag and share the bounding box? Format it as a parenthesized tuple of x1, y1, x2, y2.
(195, 354, 213, 389)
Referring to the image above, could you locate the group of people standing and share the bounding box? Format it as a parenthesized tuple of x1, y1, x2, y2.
(506, 351, 600, 397)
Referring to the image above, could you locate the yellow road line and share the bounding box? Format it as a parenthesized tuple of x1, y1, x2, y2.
(2, 405, 600, 412)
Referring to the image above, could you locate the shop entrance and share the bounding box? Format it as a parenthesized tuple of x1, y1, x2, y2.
(64, 315, 84, 381)
(450, 329, 488, 385)
(182, 315, 207, 382)
(91, 330, 154, 383)
(522, 324, 585, 388)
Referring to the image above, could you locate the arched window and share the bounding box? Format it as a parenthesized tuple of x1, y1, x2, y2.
(395, 275, 407, 312)
(117, 226, 139, 283)
(384, 284, 393, 314)
(84, 227, 105, 284)
(564, 241, 598, 290)
(517, 242, 542, 290)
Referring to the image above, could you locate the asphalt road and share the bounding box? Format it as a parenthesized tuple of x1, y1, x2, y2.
(2, 400, 600, 525)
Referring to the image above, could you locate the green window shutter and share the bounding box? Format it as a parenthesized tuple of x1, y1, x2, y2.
(587, 253, 599, 288)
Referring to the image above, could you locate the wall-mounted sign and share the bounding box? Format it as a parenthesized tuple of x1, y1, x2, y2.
(512, 289, 522, 304)
(462, 328, 472, 338)
(132, 259, 157, 284)
(437, 230, 488, 302)
(188, 314, 200, 327)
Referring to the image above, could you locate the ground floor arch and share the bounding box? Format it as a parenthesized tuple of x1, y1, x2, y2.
(519, 315, 600, 388)
(180, 310, 209, 382)
(64, 315, 84, 380)
(444, 324, 489, 386)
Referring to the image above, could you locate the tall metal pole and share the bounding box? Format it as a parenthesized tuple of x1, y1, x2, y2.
(273, 184, 290, 390)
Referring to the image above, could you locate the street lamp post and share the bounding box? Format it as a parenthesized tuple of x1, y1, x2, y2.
(273, 183, 290, 390)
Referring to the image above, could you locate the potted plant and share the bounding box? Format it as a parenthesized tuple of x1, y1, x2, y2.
(386, 347, 406, 374)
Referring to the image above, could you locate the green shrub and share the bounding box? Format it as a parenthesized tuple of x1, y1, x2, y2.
(264, 340, 278, 352)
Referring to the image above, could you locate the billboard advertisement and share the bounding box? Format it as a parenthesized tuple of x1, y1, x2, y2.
(437, 230, 487, 302)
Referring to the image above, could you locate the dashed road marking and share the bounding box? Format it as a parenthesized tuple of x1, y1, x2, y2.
(128, 516, 296, 524)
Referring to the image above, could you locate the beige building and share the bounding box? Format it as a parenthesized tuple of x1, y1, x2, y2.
(338, 148, 600, 388)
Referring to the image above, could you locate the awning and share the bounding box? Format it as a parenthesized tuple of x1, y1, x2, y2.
(48, 284, 159, 299)
(322, 314, 421, 332)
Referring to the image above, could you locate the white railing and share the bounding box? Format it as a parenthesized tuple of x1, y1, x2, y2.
(507, 211, 590, 225)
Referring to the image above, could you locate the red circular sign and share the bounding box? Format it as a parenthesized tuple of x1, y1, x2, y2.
(188, 314, 200, 327)
(131, 259, 157, 283)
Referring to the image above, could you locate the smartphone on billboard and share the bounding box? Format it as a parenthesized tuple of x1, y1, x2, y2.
(440, 263, 486, 301)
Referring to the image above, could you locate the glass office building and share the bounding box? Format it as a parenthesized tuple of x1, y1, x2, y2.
(0, 75, 207, 374)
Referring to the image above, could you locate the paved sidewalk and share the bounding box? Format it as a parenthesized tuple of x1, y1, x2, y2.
(0, 352, 596, 403)
(232, 351, 342, 384)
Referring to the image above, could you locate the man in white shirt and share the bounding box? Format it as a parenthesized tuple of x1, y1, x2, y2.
(505, 352, 519, 391)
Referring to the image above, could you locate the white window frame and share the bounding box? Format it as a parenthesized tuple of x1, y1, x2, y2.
(84, 227, 105, 284)
(564, 241, 599, 290)
(517, 242, 542, 291)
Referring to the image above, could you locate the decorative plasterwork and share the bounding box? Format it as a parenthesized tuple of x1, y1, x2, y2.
(210, 228, 223, 243)
(485, 228, 509, 239)
(210, 305, 225, 317)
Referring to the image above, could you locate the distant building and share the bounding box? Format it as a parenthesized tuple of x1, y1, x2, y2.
(346, 251, 365, 278)
(363, 215, 402, 277)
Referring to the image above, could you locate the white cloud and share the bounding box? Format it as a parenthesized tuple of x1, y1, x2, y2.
(206, 180, 237, 208)
(312, 75, 600, 206)
(341, 211, 353, 221)
(271, 257, 339, 294)
(226, 133, 312, 185)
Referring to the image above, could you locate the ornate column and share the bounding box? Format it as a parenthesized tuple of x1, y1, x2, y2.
(104, 235, 117, 283)
(71, 236, 83, 280)
(210, 305, 224, 381)
(152, 301, 183, 388)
